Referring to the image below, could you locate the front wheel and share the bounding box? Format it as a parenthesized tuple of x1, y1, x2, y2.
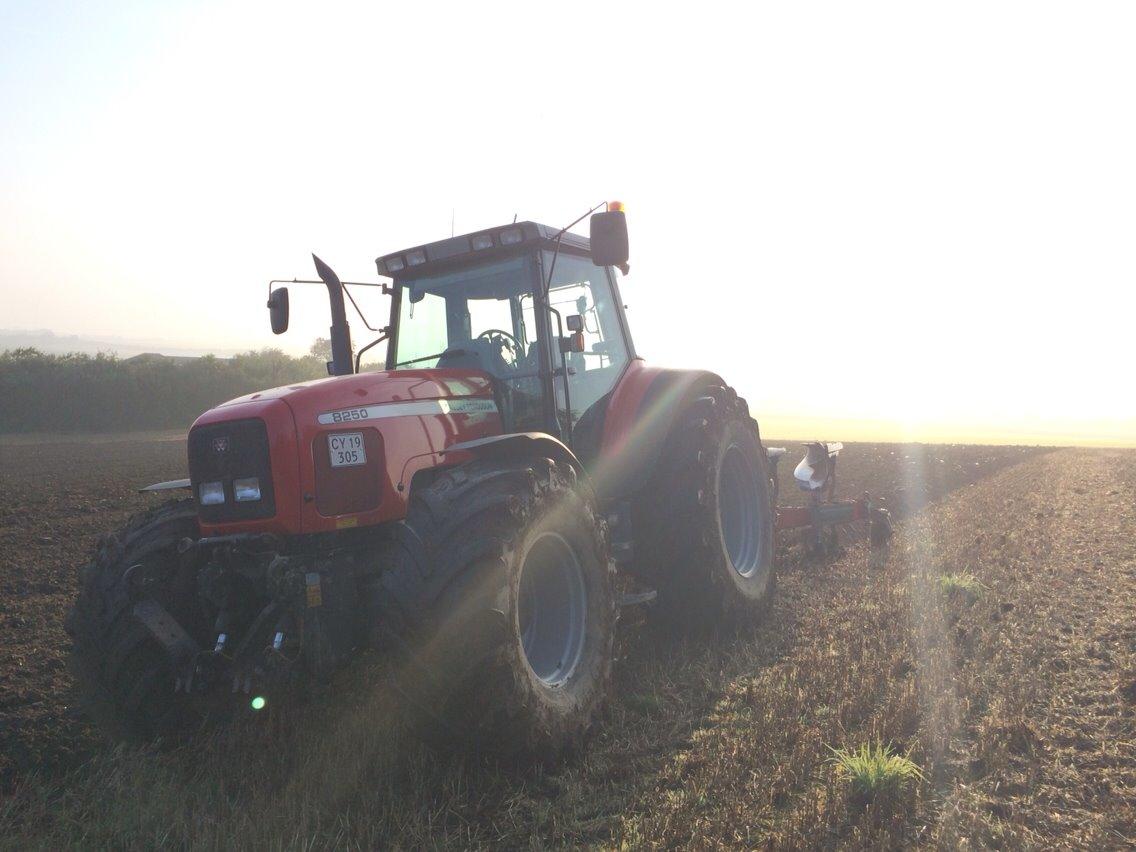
(65, 499, 204, 741)
(379, 457, 616, 761)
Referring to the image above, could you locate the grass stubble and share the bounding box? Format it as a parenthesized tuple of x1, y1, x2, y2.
(2, 446, 1134, 848)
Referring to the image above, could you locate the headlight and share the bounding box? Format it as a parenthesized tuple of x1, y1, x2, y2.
(379, 255, 405, 275)
(471, 233, 494, 250)
(199, 481, 225, 505)
(234, 477, 261, 502)
(406, 249, 427, 266)
(498, 227, 523, 245)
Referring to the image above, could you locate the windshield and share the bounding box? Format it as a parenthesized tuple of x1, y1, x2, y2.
(391, 253, 543, 377)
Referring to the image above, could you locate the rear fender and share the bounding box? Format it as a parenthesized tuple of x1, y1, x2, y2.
(593, 360, 734, 502)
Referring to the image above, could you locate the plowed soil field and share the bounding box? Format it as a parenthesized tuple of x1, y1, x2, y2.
(6, 435, 1131, 849)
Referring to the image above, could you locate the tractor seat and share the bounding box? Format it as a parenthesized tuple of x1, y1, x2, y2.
(436, 340, 507, 377)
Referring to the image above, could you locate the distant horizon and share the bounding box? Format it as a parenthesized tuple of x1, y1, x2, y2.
(1, 421, 1128, 451)
(0, 326, 246, 359)
(4, 326, 1132, 449)
(760, 415, 1135, 450)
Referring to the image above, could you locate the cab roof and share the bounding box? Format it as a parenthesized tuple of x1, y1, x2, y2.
(375, 221, 590, 279)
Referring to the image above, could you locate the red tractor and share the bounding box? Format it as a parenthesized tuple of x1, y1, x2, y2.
(67, 204, 885, 758)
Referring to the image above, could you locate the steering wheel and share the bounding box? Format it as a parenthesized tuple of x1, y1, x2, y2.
(476, 328, 521, 368)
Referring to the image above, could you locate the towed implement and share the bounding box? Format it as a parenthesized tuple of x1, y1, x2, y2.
(66, 204, 891, 758)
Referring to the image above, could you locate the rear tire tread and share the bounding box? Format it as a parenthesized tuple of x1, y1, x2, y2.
(636, 386, 775, 630)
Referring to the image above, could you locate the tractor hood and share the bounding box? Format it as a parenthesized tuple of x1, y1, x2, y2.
(213, 367, 496, 413)
(188, 367, 503, 537)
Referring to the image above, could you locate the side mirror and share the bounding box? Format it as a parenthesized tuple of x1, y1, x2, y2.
(268, 287, 289, 335)
(589, 209, 629, 268)
(566, 314, 583, 332)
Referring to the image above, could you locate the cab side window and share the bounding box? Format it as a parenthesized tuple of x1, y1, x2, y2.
(545, 253, 629, 426)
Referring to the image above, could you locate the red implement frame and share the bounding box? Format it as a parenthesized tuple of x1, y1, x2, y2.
(769, 446, 893, 558)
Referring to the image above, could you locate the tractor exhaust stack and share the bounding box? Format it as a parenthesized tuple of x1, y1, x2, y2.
(312, 254, 354, 376)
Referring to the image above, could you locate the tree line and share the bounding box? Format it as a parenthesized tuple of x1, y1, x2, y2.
(0, 348, 329, 433)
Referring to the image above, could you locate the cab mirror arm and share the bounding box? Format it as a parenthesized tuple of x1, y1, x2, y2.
(354, 327, 391, 374)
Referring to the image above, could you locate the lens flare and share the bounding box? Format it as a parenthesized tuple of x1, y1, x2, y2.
(250, 695, 266, 711)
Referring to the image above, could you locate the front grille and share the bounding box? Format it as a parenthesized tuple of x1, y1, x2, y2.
(188, 418, 276, 522)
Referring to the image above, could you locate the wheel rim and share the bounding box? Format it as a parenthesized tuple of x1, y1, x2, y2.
(518, 531, 587, 687)
(718, 444, 762, 578)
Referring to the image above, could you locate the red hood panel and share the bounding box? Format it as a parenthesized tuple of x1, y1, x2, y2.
(215, 368, 494, 410)
(192, 368, 502, 536)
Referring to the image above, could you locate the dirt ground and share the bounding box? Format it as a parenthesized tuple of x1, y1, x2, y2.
(0, 435, 1043, 796)
(0, 436, 187, 790)
(615, 448, 1136, 848)
(6, 439, 1134, 847)
(15, 437, 1136, 849)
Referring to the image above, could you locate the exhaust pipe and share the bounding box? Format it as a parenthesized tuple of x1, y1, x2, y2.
(312, 254, 354, 376)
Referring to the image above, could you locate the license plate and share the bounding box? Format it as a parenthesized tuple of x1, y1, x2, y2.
(328, 432, 366, 468)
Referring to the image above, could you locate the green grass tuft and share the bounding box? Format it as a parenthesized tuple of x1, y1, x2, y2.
(828, 741, 925, 804)
(937, 572, 983, 598)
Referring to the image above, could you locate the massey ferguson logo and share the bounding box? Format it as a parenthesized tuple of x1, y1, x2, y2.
(212, 436, 230, 454)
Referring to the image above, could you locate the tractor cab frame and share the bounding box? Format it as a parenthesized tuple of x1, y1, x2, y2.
(379, 220, 636, 450)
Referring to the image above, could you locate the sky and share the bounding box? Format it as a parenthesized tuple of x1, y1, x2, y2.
(1, 1, 1133, 446)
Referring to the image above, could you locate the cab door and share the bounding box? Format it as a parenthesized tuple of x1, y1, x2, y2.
(543, 253, 631, 455)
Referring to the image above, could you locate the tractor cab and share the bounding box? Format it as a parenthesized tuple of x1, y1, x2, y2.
(376, 210, 634, 448)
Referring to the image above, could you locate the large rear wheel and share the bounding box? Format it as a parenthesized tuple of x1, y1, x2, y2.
(637, 387, 775, 629)
(379, 457, 616, 761)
